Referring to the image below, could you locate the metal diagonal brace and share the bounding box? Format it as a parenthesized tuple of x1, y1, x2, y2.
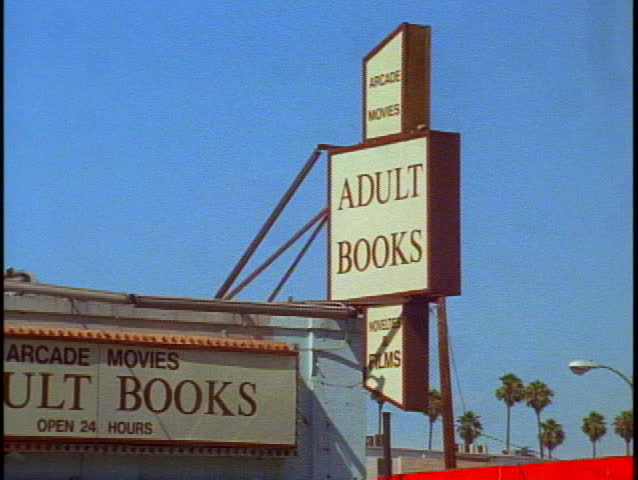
(224, 207, 328, 300)
(214, 146, 330, 299)
(268, 212, 328, 302)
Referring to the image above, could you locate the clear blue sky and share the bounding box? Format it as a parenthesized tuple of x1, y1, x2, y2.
(5, 0, 632, 461)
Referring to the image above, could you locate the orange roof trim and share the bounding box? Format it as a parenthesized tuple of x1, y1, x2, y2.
(4, 325, 297, 354)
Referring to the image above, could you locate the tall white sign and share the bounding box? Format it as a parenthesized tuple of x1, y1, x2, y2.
(364, 301, 429, 411)
(365, 305, 404, 402)
(365, 31, 404, 140)
(363, 23, 431, 142)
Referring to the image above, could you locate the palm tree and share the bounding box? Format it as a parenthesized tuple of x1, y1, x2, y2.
(524, 380, 554, 458)
(495, 373, 525, 454)
(613, 410, 633, 456)
(456, 411, 483, 448)
(582, 411, 606, 458)
(425, 388, 443, 450)
(540, 418, 565, 459)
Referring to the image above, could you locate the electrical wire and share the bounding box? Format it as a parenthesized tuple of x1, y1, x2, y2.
(447, 330, 467, 414)
(316, 380, 362, 388)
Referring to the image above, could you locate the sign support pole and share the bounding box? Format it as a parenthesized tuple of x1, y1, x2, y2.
(382, 411, 393, 479)
(436, 296, 457, 469)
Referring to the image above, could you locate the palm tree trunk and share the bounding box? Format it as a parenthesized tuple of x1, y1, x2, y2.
(506, 406, 511, 454)
(625, 440, 630, 456)
(536, 411, 543, 459)
(592, 441, 596, 458)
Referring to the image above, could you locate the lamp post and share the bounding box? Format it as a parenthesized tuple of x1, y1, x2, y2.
(568, 360, 633, 392)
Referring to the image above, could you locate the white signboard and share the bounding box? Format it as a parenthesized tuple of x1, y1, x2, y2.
(363, 23, 431, 141)
(4, 336, 297, 447)
(365, 305, 404, 403)
(365, 31, 404, 140)
(364, 301, 428, 411)
(329, 136, 428, 302)
(329, 130, 460, 303)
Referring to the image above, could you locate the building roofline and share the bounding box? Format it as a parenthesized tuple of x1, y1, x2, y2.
(4, 279, 359, 320)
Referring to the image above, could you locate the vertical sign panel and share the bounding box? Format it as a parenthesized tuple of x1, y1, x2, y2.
(365, 31, 404, 140)
(365, 304, 404, 403)
(364, 299, 428, 411)
(364, 23, 431, 142)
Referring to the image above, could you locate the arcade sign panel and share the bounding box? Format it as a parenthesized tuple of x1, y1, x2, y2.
(4, 329, 297, 448)
(364, 23, 431, 141)
(328, 130, 460, 303)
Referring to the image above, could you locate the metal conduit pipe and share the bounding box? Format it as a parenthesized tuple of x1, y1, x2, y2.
(4, 280, 130, 303)
(4, 280, 357, 320)
(132, 296, 357, 320)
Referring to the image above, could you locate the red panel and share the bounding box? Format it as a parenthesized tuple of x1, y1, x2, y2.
(383, 456, 634, 480)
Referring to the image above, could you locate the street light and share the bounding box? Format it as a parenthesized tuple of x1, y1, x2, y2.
(568, 360, 633, 392)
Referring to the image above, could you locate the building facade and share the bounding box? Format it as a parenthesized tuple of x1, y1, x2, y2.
(4, 278, 367, 480)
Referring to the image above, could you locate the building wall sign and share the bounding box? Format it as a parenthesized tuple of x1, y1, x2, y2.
(364, 23, 431, 142)
(328, 131, 460, 303)
(364, 301, 428, 411)
(4, 329, 297, 447)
